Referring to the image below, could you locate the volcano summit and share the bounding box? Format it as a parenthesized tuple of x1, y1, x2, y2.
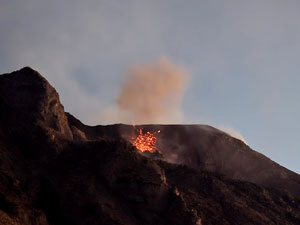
(0, 67, 299, 225)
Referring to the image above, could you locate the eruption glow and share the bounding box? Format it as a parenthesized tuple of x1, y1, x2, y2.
(132, 127, 161, 153)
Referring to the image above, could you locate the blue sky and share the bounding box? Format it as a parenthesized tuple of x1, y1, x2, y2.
(1, 0, 300, 173)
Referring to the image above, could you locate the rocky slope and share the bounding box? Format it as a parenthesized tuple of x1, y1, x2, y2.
(67, 118, 300, 199)
(0, 67, 299, 225)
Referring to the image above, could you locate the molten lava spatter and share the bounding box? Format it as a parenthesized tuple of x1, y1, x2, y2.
(132, 128, 160, 153)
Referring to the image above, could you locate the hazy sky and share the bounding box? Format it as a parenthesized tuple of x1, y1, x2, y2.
(1, 0, 300, 173)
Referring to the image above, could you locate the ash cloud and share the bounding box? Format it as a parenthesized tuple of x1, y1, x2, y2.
(116, 56, 188, 124)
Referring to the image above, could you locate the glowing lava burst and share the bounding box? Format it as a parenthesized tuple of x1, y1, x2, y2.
(133, 128, 160, 153)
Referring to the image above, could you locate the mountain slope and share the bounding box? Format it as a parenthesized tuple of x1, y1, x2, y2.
(67, 118, 300, 199)
(0, 67, 299, 225)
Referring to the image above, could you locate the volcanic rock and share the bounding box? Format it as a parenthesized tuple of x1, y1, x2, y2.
(0, 67, 299, 225)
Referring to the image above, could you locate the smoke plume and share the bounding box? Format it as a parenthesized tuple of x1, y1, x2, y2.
(218, 126, 248, 145)
(117, 57, 188, 124)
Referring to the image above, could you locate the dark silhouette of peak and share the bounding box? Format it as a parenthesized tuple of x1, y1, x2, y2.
(0, 68, 300, 225)
(0, 67, 73, 155)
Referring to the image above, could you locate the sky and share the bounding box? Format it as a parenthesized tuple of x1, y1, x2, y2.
(1, 0, 300, 173)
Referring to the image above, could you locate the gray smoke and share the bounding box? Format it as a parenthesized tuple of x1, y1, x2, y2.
(117, 56, 188, 124)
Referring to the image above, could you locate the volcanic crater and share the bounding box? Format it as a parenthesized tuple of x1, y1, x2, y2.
(0, 67, 300, 225)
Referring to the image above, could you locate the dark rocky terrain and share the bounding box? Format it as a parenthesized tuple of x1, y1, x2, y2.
(0, 67, 300, 225)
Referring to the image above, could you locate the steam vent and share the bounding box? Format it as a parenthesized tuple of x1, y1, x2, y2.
(0, 67, 300, 225)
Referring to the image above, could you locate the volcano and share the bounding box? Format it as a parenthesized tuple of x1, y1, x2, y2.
(0, 67, 299, 225)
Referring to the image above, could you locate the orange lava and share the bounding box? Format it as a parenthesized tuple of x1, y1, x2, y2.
(132, 128, 160, 153)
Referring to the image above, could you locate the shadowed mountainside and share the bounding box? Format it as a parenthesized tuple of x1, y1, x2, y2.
(0, 67, 299, 225)
(67, 116, 300, 199)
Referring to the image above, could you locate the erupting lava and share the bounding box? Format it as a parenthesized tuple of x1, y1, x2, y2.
(132, 127, 161, 153)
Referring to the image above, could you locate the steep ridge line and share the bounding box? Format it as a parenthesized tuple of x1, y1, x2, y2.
(0, 67, 299, 225)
